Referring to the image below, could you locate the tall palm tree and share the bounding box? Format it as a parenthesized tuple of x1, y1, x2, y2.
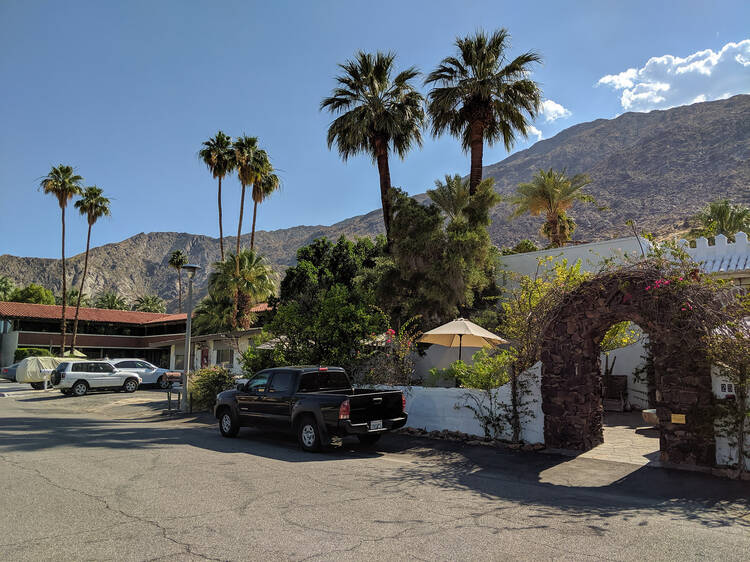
(251, 165, 280, 251)
(192, 293, 233, 335)
(321, 51, 425, 246)
(133, 295, 166, 313)
(509, 169, 594, 247)
(233, 135, 262, 274)
(208, 249, 276, 330)
(427, 174, 471, 221)
(94, 291, 129, 310)
(690, 199, 750, 241)
(40, 165, 84, 354)
(168, 250, 188, 312)
(425, 29, 542, 195)
(71, 186, 111, 352)
(0, 276, 16, 301)
(198, 131, 235, 261)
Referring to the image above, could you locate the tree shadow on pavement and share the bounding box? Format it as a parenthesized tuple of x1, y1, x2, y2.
(373, 434, 750, 531)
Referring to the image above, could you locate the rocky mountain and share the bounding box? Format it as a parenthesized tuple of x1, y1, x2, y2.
(1, 95, 748, 312)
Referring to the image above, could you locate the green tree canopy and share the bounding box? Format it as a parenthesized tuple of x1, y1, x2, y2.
(94, 291, 129, 310)
(133, 295, 166, 313)
(690, 199, 750, 241)
(10, 284, 55, 305)
(0, 276, 16, 301)
(270, 236, 386, 368)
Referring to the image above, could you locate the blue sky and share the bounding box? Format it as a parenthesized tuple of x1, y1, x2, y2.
(1, 0, 748, 258)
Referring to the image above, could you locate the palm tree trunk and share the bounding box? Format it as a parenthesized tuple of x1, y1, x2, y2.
(547, 212, 561, 247)
(250, 199, 259, 251)
(71, 223, 92, 352)
(178, 269, 183, 313)
(468, 120, 485, 196)
(237, 183, 246, 276)
(60, 207, 67, 355)
(374, 137, 393, 248)
(218, 176, 225, 261)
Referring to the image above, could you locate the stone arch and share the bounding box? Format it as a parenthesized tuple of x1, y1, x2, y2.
(540, 267, 717, 467)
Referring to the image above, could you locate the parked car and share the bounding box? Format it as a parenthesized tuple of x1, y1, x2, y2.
(1, 362, 20, 382)
(107, 358, 176, 389)
(52, 361, 141, 396)
(214, 366, 407, 451)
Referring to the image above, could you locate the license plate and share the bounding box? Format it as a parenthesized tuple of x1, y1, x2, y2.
(369, 420, 383, 430)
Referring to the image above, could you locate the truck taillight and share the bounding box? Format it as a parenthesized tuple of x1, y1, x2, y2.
(339, 399, 350, 420)
(401, 392, 406, 412)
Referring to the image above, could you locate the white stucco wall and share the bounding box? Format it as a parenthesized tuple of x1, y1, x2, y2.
(600, 338, 650, 409)
(498, 236, 651, 283)
(382, 363, 544, 444)
(712, 367, 750, 470)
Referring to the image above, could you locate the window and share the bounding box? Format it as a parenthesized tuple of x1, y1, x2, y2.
(72, 363, 88, 373)
(268, 372, 295, 394)
(117, 361, 137, 369)
(135, 361, 153, 369)
(247, 372, 270, 392)
(298, 371, 350, 392)
(216, 349, 233, 365)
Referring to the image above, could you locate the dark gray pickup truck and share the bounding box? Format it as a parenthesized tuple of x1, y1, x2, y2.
(213, 366, 407, 451)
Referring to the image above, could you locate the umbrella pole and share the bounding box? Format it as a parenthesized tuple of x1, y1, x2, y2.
(458, 334, 463, 362)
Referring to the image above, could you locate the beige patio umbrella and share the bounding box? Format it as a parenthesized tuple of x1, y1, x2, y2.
(418, 318, 508, 361)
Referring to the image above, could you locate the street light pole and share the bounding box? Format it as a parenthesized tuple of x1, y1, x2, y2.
(181, 264, 201, 412)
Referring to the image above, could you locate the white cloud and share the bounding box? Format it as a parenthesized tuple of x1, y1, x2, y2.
(540, 99, 572, 122)
(597, 39, 750, 111)
(527, 125, 543, 142)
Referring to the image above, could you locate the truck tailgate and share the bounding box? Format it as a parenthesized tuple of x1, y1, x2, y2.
(348, 391, 403, 423)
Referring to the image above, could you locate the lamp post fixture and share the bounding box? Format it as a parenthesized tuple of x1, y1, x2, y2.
(181, 264, 201, 412)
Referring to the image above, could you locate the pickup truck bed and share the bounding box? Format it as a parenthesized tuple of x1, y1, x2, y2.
(214, 366, 407, 451)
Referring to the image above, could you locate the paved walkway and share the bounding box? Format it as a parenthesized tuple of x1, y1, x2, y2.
(579, 411, 660, 466)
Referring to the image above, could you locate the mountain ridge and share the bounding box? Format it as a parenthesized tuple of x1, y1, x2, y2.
(2, 95, 748, 312)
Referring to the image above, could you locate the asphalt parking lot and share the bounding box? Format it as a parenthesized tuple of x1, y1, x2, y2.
(1, 381, 749, 561)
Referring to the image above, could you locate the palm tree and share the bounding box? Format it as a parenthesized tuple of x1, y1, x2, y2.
(509, 169, 594, 247)
(40, 165, 84, 354)
(427, 174, 471, 221)
(425, 29, 542, 195)
(233, 135, 262, 274)
(208, 249, 276, 330)
(690, 199, 750, 241)
(192, 293, 233, 335)
(71, 186, 110, 352)
(134, 295, 166, 313)
(168, 250, 188, 312)
(251, 164, 280, 251)
(199, 131, 235, 261)
(321, 51, 425, 245)
(0, 276, 16, 301)
(94, 291, 129, 310)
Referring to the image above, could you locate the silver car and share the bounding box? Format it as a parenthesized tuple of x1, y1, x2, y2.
(108, 359, 174, 389)
(1, 362, 19, 382)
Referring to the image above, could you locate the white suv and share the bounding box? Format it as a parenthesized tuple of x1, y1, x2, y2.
(52, 361, 141, 396)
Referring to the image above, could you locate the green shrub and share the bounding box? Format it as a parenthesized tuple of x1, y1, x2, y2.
(240, 346, 285, 376)
(429, 349, 511, 390)
(188, 367, 236, 411)
(14, 348, 54, 362)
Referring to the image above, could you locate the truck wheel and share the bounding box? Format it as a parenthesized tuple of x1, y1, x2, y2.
(297, 415, 321, 452)
(72, 381, 88, 397)
(357, 434, 381, 447)
(123, 378, 139, 393)
(218, 409, 239, 438)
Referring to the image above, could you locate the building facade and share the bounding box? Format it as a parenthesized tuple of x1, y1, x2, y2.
(0, 302, 186, 367)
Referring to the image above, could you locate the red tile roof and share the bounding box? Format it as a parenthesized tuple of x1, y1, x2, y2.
(0, 301, 270, 325)
(0, 301, 187, 325)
